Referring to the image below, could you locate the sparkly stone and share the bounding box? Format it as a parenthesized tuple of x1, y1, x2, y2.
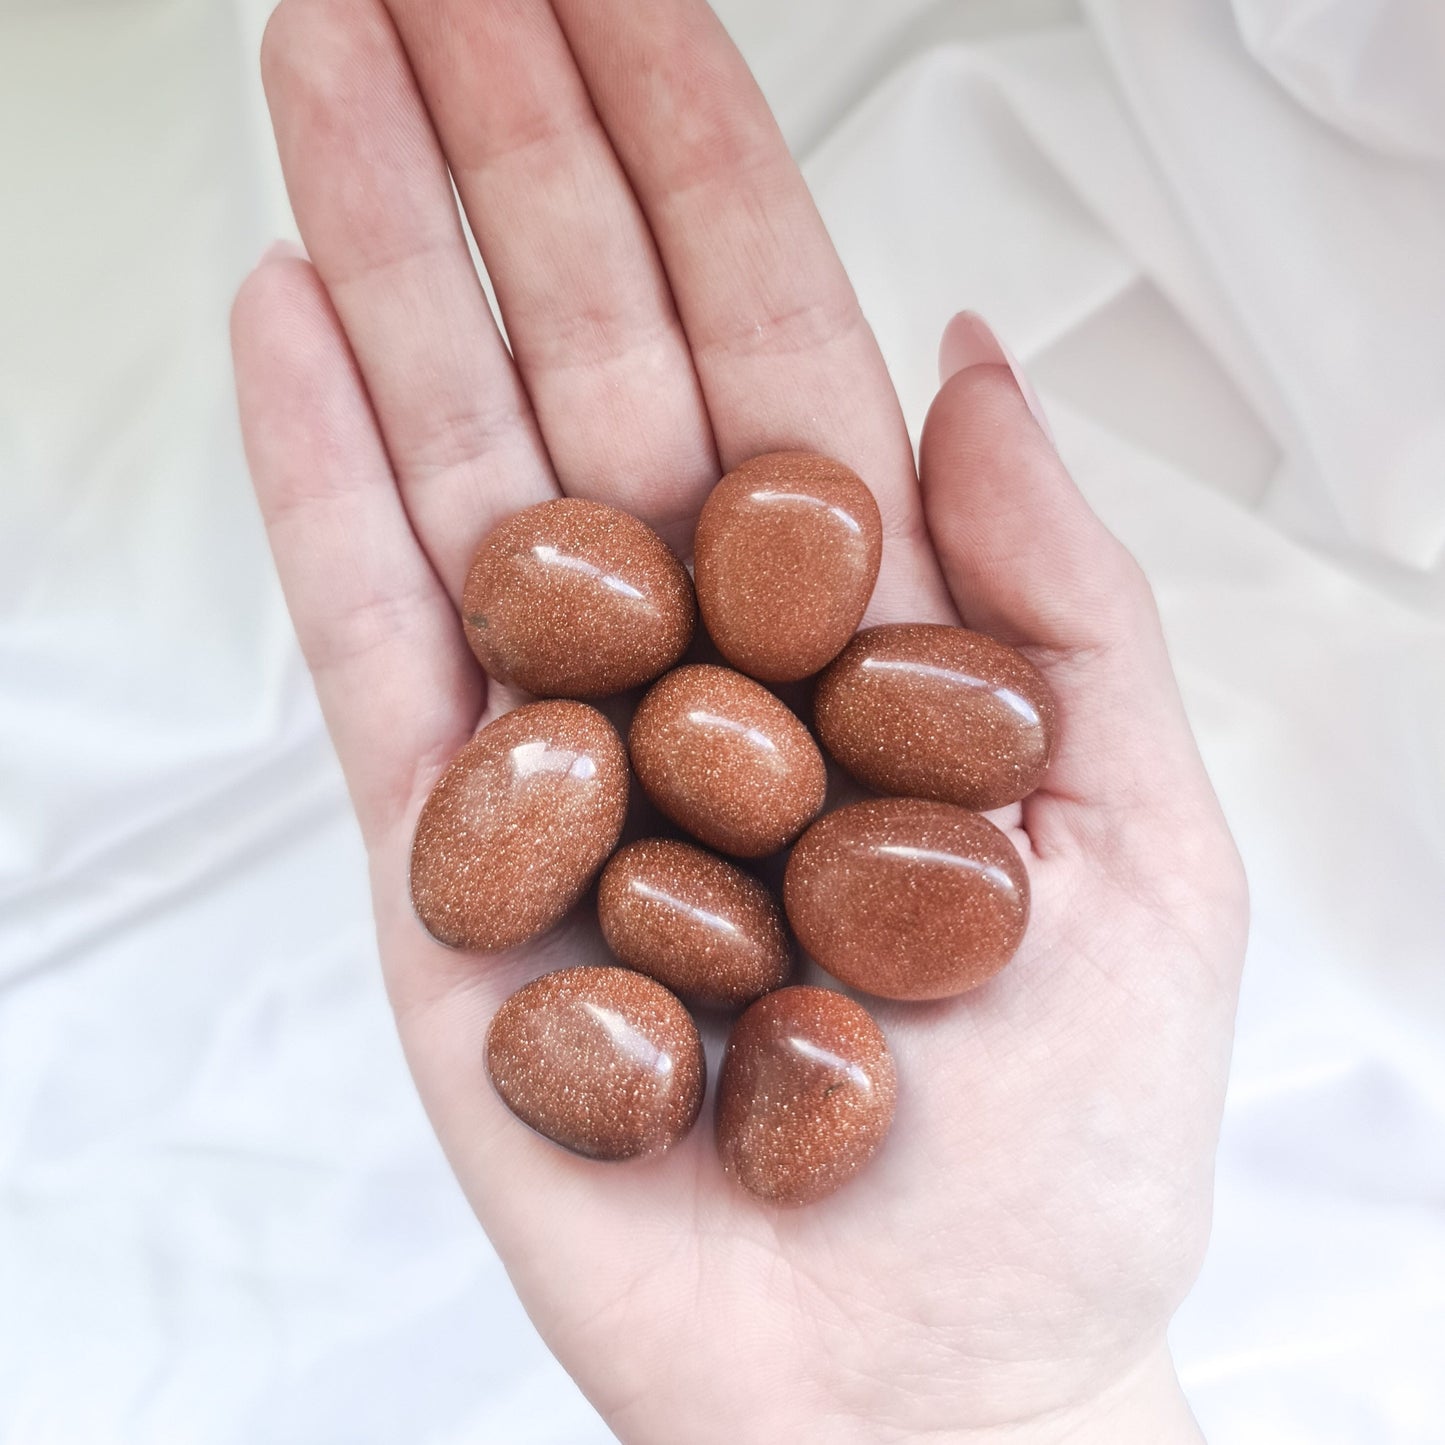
(716, 986, 896, 1206)
(486, 966, 705, 1160)
(814, 624, 1057, 810)
(693, 451, 882, 682)
(629, 665, 826, 857)
(409, 701, 627, 951)
(784, 798, 1029, 1000)
(462, 497, 695, 698)
(598, 839, 792, 1009)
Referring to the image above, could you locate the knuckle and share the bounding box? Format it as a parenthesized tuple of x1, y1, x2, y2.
(1114, 548, 1159, 624)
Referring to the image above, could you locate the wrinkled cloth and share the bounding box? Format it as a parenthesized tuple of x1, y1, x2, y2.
(1, 1, 1442, 1441)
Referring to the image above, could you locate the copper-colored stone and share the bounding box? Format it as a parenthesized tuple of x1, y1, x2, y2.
(462, 497, 695, 698)
(716, 986, 896, 1206)
(629, 665, 826, 857)
(693, 452, 882, 683)
(814, 624, 1057, 810)
(486, 967, 705, 1160)
(410, 701, 628, 951)
(598, 839, 792, 1008)
(784, 798, 1029, 1000)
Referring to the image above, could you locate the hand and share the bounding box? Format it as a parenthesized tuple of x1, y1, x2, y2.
(231, 2, 1248, 1440)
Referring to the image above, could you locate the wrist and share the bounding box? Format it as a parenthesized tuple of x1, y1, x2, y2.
(620, 1340, 1201, 1445)
(941, 1343, 1202, 1445)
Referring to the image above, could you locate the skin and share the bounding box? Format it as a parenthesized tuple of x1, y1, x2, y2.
(230, 2, 1249, 1441)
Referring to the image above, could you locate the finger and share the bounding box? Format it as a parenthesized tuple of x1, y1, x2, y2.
(381, 0, 718, 547)
(548, 0, 954, 618)
(926, 316, 1144, 656)
(918, 336, 1221, 841)
(231, 248, 479, 842)
(261, 0, 557, 597)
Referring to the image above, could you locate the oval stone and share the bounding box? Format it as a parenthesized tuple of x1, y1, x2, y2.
(486, 967, 705, 1160)
(462, 497, 695, 698)
(410, 701, 628, 951)
(716, 986, 896, 1206)
(629, 665, 827, 857)
(598, 839, 792, 1009)
(693, 451, 882, 682)
(784, 798, 1030, 999)
(814, 623, 1057, 810)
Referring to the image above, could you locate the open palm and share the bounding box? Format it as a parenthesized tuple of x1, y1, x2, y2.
(232, 2, 1247, 1440)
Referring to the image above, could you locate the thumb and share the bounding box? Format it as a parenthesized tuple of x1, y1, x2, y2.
(923, 311, 1152, 659)
(920, 312, 1218, 836)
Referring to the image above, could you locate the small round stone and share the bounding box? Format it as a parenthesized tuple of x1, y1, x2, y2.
(693, 451, 882, 682)
(598, 839, 792, 1008)
(462, 497, 695, 697)
(784, 798, 1029, 1000)
(629, 664, 827, 857)
(486, 967, 705, 1160)
(410, 701, 628, 951)
(814, 624, 1057, 810)
(716, 986, 896, 1206)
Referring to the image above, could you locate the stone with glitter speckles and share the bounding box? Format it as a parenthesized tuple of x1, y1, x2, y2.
(629, 665, 827, 858)
(486, 967, 705, 1160)
(463, 497, 695, 698)
(814, 623, 1057, 811)
(598, 838, 793, 1009)
(410, 701, 627, 951)
(693, 451, 882, 682)
(716, 986, 896, 1206)
(785, 797, 1029, 1000)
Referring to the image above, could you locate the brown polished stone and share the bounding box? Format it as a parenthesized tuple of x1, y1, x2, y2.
(410, 701, 628, 951)
(784, 798, 1029, 1000)
(462, 497, 695, 698)
(486, 966, 705, 1160)
(629, 665, 827, 857)
(598, 839, 792, 1009)
(693, 452, 882, 683)
(716, 986, 896, 1206)
(814, 624, 1057, 810)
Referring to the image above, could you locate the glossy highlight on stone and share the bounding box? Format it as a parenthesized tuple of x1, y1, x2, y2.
(463, 497, 695, 698)
(486, 967, 705, 1160)
(629, 665, 827, 857)
(410, 701, 628, 951)
(693, 451, 883, 682)
(716, 986, 896, 1206)
(814, 623, 1057, 810)
(784, 798, 1029, 1000)
(598, 839, 792, 1009)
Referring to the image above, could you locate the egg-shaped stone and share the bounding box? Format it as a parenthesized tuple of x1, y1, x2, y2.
(598, 839, 792, 1008)
(784, 798, 1029, 1000)
(814, 624, 1057, 810)
(410, 701, 628, 951)
(693, 451, 882, 682)
(716, 986, 896, 1206)
(629, 665, 826, 857)
(486, 966, 705, 1160)
(462, 497, 695, 698)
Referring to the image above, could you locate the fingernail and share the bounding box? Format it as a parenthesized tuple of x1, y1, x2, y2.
(260, 237, 307, 265)
(938, 310, 1055, 444)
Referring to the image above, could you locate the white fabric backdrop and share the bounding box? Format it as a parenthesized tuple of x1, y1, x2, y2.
(1, 1, 1442, 1440)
